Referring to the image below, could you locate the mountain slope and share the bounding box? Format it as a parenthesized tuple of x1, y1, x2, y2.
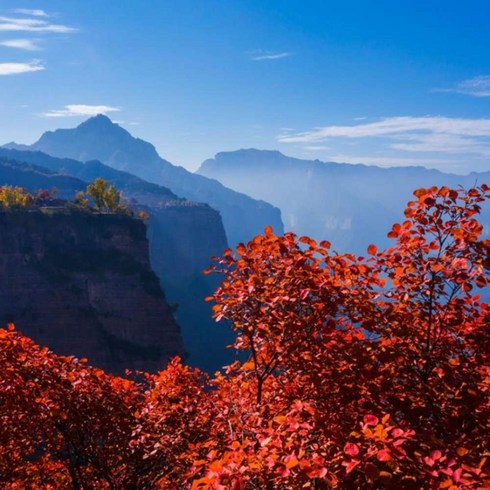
(198, 149, 490, 254)
(5, 115, 284, 246)
(0, 156, 85, 199)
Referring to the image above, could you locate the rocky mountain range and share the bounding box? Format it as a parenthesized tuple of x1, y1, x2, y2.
(4, 115, 284, 247)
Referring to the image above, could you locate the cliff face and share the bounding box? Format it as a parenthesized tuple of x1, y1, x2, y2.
(0, 152, 233, 371)
(148, 203, 235, 372)
(0, 209, 184, 374)
(148, 202, 227, 282)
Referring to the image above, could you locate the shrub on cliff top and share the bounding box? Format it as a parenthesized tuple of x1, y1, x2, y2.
(76, 177, 131, 215)
(0, 185, 33, 209)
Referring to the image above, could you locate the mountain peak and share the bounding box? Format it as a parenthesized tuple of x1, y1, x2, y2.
(23, 114, 164, 175)
(77, 114, 121, 130)
(199, 149, 300, 174)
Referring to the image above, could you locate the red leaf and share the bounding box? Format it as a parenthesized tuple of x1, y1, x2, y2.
(377, 449, 391, 462)
(363, 414, 379, 426)
(342, 459, 360, 474)
(344, 442, 359, 456)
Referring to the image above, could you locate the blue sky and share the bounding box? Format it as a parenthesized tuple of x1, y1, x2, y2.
(0, 0, 489, 173)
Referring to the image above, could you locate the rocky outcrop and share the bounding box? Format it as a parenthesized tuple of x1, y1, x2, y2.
(0, 152, 228, 287)
(0, 153, 233, 372)
(0, 208, 184, 375)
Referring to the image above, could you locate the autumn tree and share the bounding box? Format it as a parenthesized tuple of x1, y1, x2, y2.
(199, 185, 490, 489)
(74, 190, 90, 208)
(77, 178, 129, 214)
(130, 359, 215, 488)
(0, 185, 33, 209)
(0, 324, 142, 489)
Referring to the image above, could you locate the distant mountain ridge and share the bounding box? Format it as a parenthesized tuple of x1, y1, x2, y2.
(0, 156, 85, 198)
(5, 115, 284, 246)
(198, 149, 490, 254)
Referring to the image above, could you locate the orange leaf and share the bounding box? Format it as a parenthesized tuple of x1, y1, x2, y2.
(440, 478, 454, 488)
(285, 457, 299, 469)
(456, 447, 469, 457)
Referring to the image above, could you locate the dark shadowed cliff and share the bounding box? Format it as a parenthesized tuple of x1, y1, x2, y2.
(0, 153, 233, 372)
(0, 206, 184, 375)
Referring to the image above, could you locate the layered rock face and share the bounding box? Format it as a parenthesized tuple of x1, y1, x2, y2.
(0, 153, 228, 288)
(0, 209, 184, 374)
(148, 203, 235, 372)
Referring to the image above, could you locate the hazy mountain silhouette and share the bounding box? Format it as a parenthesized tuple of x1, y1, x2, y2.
(5, 116, 284, 246)
(198, 149, 490, 255)
(0, 156, 85, 198)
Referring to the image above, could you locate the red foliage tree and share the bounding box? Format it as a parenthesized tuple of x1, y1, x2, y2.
(197, 185, 490, 489)
(0, 185, 488, 489)
(0, 324, 141, 488)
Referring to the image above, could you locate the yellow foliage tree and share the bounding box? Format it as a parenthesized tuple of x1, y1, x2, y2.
(0, 186, 33, 209)
(77, 178, 129, 214)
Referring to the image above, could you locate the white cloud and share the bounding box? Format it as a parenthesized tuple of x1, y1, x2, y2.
(303, 145, 331, 151)
(41, 104, 121, 118)
(0, 11, 75, 77)
(278, 116, 490, 162)
(0, 16, 76, 33)
(0, 59, 44, 75)
(278, 116, 490, 143)
(390, 132, 490, 156)
(436, 75, 490, 97)
(12, 9, 48, 17)
(0, 38, 40, 50)
(250, 51, 292, 61)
